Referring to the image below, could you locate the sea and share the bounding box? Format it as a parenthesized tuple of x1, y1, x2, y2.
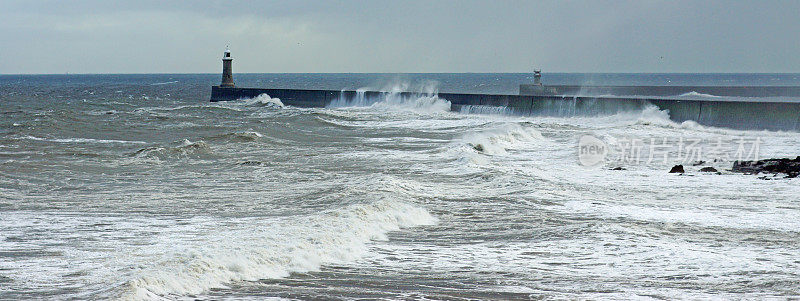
(1, 73, 799, 300)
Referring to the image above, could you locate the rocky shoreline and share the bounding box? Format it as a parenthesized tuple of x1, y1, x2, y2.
(731, 157, 800, 178)
(657, 157, 800, 179)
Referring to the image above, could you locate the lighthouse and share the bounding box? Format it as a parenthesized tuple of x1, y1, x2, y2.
(220, 47, 234, 88)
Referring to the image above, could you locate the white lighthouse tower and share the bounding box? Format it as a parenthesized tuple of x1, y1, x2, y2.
(220, 46, 234, 88)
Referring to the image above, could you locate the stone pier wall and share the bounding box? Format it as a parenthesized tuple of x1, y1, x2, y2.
(211, 86, 800, 131)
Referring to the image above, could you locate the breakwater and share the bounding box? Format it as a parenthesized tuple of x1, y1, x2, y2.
(211, 86, 800, 131)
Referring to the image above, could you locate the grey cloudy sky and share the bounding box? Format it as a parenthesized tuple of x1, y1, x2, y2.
(1, 0, 798, 74)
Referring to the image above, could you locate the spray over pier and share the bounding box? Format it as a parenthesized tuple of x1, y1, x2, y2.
(210, 50, 800, 131)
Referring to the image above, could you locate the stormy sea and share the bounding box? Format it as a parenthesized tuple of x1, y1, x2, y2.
(1, 73, 799, 300)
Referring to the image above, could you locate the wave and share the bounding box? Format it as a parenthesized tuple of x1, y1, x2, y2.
(629, 105, 797, 136)
(460, 123, 545, 155)
(327, 84, 451, 113)
(85, 110, 119, 116)
(243, 94, 284, 108)
(677, 91, 722, 98)
(150, 81, 179, 86)
(563, 200, 800, 233)
(210, 131, 264, 142)
(135, 104, 248, 113)
(19, 135, 147, 144)
(632, 105, 675, 127)
(132, 139, 210, 159)
(122, 201, 437, 299)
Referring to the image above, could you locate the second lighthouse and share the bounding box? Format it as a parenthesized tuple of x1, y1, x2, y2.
(221, 47, 235, 87)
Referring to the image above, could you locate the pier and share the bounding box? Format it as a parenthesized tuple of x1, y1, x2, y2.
(209, 49, 800, 131)
(211, 86, 800, 131)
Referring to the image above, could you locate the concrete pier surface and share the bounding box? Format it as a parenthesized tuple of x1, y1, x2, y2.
(211, 86, 800, 132)
(520, 84, 800, 97)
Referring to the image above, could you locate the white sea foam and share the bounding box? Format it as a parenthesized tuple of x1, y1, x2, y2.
(122, 201, 436, 299)
(633, 105, 675, 127)
(224, 130, 263, 141)
(20, 135, 147, 144)
(677, 91, 722, 98)
(563, 200, 800, 233)
(328, 83, 451, 113)
(629, 104, 798, 137)
(150, 81, 179, 86)
(132, 139, 210, 160)
(244, 94, 284, 108)
(460, 123, 545, 155)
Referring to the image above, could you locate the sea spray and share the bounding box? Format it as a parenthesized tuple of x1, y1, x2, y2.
(327, 83, 451, 113)
(677, 91, 722, 99)
(459, 105, 515, 116)
(243, 94, 284, 108)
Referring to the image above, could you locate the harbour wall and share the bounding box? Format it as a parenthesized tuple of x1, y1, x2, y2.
(211, 86, 800, 131)
(519, 84, 800, 97)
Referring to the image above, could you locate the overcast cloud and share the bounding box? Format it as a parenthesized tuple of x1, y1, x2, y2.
(1, 0, 798, 74)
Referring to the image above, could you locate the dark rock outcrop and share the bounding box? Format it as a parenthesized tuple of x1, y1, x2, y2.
(669, 165, 685, 173)
(731, 157, 800, 178)
(699, 167, 718, 173)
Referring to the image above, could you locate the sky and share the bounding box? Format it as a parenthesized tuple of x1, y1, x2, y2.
(1, 0, 798, 74)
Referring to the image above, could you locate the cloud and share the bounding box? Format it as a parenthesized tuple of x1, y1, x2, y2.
(0, 0, 798, 73)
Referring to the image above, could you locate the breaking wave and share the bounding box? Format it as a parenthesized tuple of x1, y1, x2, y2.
(460, 123, 545, 155)
(150, 81, 179, 86)
(122, 201, 437, 299)
(633, 105, 675, 127)
(132, 139, 210, 159)
(19, 135, 147, 144)
(243, 94, 284, 108)
(677, 91, 722, 99)
(328, 84, 451, 113)
(210, 131, 264, 142)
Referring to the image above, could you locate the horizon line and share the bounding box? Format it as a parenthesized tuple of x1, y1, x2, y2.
(3, 72, 800, 76)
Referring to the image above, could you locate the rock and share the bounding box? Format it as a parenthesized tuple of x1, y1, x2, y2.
(692, 160, 706, 166)
(699, 167, 718, 172)
(669, 165, 685, 173)
(472, 144, 484, 152)
(731, 157, 800, 178)
(611, 167, 626, 170)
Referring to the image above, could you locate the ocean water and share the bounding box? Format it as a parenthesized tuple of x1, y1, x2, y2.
(1, 73, 799, 300)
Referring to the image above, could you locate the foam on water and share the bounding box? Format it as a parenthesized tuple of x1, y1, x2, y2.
(19, 135, 147, 144)
(564, 201, 800, 232)
(131, 139, 211, 160)
(4, 74, 800, 300)
(459, 123, 545, 156)
(210, 131, 264, 142)
(123, 201, 436, 299)
(149, 81, 179, 86)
